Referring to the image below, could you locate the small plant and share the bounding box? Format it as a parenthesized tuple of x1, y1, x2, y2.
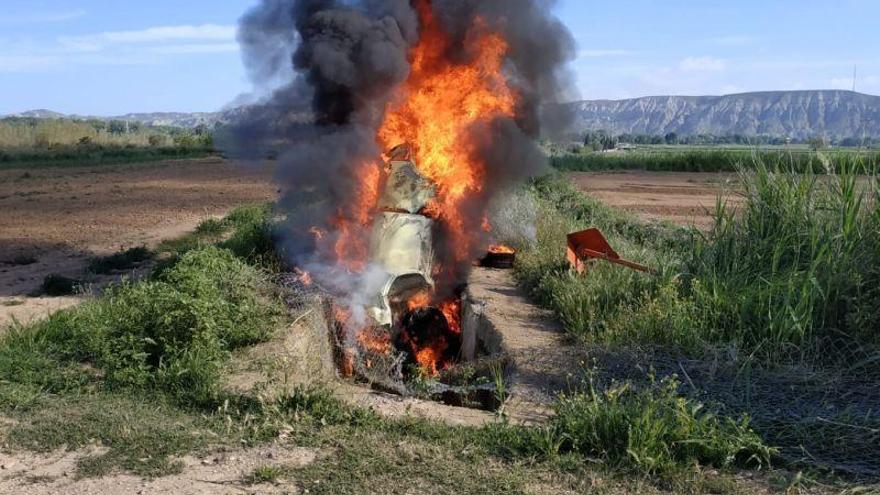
(490, 362, 508, 411)
(245, 465, 285, 485)
(87, 246, 152, 274)
(552, 378, 772, 476)
(194, 218, 226, 237)
(40, 274, 82, 296)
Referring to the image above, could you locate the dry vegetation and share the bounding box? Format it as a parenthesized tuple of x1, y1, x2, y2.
(0, 118, 213, 168)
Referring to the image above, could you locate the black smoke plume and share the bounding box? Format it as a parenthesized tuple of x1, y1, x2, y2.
(222, 0, 576, 296)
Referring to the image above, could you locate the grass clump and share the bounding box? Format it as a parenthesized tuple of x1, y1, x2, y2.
(487, 378, 771, 478)
(156, 203, 275, 265)
(552, 379, 771, 475)
(1, 246, 284, 405)
(39, 274, 82, 296)
(87, 246, 152, 274)
(245, 465, 285, 485)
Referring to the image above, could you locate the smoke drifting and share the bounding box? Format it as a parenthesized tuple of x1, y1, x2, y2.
(223, 0, 576, 294)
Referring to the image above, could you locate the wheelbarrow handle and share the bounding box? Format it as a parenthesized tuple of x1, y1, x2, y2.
(580, 248, 654, 274)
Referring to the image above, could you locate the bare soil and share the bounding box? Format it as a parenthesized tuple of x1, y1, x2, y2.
(569, 170, 742, 229)
(0, 157, 276, 326)
(0, 444, 321, 495)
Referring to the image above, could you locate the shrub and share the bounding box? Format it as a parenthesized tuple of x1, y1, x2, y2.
(40, 274, 82, 296)
(87, 246, 152, 274)
(4, 247, 283, 405)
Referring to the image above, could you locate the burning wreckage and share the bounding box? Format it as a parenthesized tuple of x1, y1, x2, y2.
(231, 0, 577, 396)
(335, 144, 474, 382)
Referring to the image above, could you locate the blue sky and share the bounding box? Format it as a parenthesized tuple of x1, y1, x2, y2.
(1, 0, 878, 115)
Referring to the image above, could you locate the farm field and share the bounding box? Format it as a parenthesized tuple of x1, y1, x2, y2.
(568, 170, 740, 229)
(0, 158, 276, 325)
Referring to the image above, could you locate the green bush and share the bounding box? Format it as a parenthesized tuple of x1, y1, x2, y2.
(87, 246, 152, 274)
(1, 247, 283, 405)
(40, 274, 82, 296)
(689, 164, 880, 361)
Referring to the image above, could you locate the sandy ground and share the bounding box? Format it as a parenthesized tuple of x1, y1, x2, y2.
(0, 157, 277, 326)
(0, 444, 321, 495)
(569, 170, 742, 229)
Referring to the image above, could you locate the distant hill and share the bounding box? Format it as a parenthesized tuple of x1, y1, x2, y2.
(7, 90, 879, 139)
(17, 109, 69, 119)
(568, 90, 880, 139)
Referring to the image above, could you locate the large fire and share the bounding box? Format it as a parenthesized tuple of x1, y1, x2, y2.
(378, 0, 516, 265)
(317, 0, 517, 376)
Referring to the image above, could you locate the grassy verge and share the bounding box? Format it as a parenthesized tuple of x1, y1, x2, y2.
(515, 166, 880, 364)
(551, 148, 880, 174)
(507, 163, 880, 479)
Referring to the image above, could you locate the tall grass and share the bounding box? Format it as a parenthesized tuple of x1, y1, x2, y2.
(691, 163, 880, 362)
(515, 159, 880, 366)
(486, 377, 771, 477)
(552, 148, 880, 174)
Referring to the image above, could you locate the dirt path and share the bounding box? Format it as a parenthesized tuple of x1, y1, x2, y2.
(0, 158, 276, 326)
(569, 171, 741, 229)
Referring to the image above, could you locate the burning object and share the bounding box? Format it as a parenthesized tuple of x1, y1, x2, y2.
(481, 245, 516, 269)
(367, 153, 437, 328)
(231, 0, 577, 382)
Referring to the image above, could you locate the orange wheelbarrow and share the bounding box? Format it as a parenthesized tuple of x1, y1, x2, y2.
(566, 228, 653, 275)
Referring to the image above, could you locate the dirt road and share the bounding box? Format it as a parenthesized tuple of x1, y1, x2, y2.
(0, 157, 276, 325)
(569, 170, 741, 229)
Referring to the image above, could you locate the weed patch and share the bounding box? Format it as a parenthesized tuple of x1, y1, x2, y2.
(39, 274, 82, 296)
(2, 247, 284, 405)
(87, 246, 152, 274)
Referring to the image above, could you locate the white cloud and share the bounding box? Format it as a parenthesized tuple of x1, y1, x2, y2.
(0, 9, 86, 25)
(578, 49, 633, 58)
(60, 24, 237, 52)
(0, 24, 240, 74)
(680, 56, 727, 72)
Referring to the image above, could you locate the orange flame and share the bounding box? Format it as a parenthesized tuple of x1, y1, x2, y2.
(488, 244, 516, 254)
(356, 326, 392, 356)
(406, 291, 431, 311)
(378, 0, 516, 264)
(326, 1, 520, 379)
(332, 161, 382, 272)
(439, 298, 462, 335)
(415, 347, 441, 376)
(294, 268, 313, 286)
